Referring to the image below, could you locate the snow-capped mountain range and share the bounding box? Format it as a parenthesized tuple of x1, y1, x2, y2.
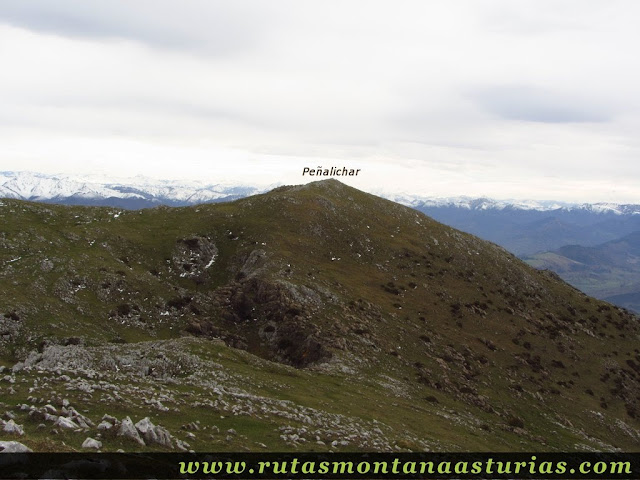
(387, 194, 640, 216)
(2, 171, 640, 215)
(0, 171, 269, 208)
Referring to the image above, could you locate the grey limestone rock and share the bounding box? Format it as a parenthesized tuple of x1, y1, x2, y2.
(102, 414, 118, 424)
(97, 420, 113, 430)
(54, 416, 79, 430)
(0, 441, 32, 453)
(82, 437, 102, 450)
(2, 419, 24, 436)
(135, 417, 173, 448)
(239, 249, 267, 278)
(118, 416, 145, 446)
(175, 439, 190, 451)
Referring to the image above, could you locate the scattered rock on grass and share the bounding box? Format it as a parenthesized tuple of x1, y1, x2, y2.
(82, 437, 102, 450)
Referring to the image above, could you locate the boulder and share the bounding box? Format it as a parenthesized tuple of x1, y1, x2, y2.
(97, 420, 113, 430)
(54, 416, 79, 430)
(2, 419, 24, 436)
(117, 417, 145, 446)
(101, 414, 118, 424)
(0, 441, 32, 453)
(81, 437, 102, 450)
(135, 417, 172, 448)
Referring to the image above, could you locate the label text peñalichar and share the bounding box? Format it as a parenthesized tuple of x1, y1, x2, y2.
(303, 167, 361, 176)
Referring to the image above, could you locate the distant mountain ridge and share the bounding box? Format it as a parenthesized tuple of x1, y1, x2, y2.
(0, 171, 267, 209)
(3, 171, 640, 216)
(411, 202, 640, 256)
(5, 171, 639, 320)
(4, 170, 640, 272)
(391, 194, 640, 216)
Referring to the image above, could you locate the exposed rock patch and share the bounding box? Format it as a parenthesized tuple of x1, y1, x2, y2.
(172, 236, 218, 282)
(187, 276, 332, 368)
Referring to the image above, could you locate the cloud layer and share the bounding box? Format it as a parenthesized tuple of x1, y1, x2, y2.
(1, 1, 639, 201)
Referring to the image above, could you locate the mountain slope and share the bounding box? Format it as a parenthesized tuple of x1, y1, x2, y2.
(1, 180, 639, 452)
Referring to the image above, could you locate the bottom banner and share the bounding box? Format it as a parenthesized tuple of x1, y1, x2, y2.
(0, 452, 638, 479)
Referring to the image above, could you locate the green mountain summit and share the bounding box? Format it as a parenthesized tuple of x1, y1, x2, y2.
(1, 180, 638, 451)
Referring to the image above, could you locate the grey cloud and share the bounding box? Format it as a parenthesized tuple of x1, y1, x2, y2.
(473, 85, 611, 123)
(0, 0, 266, 54)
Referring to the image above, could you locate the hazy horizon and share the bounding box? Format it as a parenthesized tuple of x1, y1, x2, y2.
(3, 169, 640, 207)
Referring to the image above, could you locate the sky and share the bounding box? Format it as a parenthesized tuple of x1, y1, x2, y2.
(1, 0, 639, 202)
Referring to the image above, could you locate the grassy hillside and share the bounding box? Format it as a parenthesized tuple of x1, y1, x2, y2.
(1, 181, 639, 452)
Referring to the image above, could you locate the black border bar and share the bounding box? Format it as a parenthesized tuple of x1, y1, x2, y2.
(0, 452, 638, 479)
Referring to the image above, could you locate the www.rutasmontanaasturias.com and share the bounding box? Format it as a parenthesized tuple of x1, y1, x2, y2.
(302, 166, 361, 176)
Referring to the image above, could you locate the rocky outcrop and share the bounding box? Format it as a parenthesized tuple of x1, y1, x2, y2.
(187, 276, 331, 368)
(117, 417, 145, 446)
(172, 236, 218, 283)
(135, 417, 173, 448)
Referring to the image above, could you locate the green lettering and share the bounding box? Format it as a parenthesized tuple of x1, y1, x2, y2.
(318, 461, 330, 474)
(302, 462, 315, 474)
(403, 462, 417, 474)
(258, 461, 270, 474)
(179, 462, 199, 475)
(333, 462, 354, 474)
(455, 461, 469, 474)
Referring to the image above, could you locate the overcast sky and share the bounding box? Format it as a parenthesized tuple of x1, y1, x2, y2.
(1, 1, 639, 202)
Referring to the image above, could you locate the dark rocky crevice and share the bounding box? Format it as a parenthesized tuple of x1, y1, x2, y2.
(186, 276, 331, 368)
